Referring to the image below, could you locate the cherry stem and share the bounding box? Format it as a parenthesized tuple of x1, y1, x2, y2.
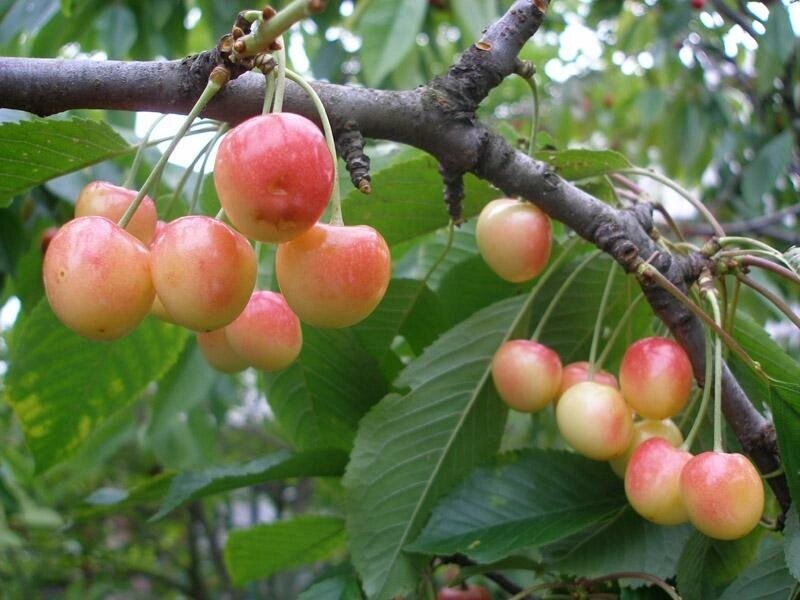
(616, 167, 725, 238)
(737, 273, 800, 331)
(123, 113, 167, 189)
(118, 70, 227, 229)
(165, 123, 226, 216)
(594, 292, 645, 371)
(588, 263, 617, 379)
(682, 329, 713, 451)
(189, 124, 229, 214)
(724, 275, 741, 334)
(283, 67, 342, 226)
(637, 263, 763, 380)
(422, 221, 454, 285)
(530, 248, 600, 341)
(738, 255, 800, 286)
(273, 38, 287, 113)
(521, 74, 539, 156)
(702, 281, 724, 453)
(215, 207, 225, 221)
(233, 0, 324, 58)
(263, 70, 277, 114)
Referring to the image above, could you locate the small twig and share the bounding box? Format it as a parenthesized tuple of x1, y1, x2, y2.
(336, 121, 372, 193)
(737, 273, 800, 330)
(439, 554, 530, 598)
(738, 255, 800, 286)
(189, 501, 236, 597)
(710, 0, 758, 39)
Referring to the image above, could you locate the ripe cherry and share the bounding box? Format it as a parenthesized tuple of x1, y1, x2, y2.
(147, 220, 176, 323)
(610, 418, 683, 478)
(475, 198, 551, 283)
(625, 437, 692, 525)
(491, 340, 562, 412)
(214, 113, 334, 243)
(197, 329, 249, 374)
(691, 0, 705, 9)
(149, 216, 257, 331)
(556, 381, 633, 460)
(43, 216, 154, 340)
(75, 181, 157, 244)
(276, 223, 391, 328)
(225, 291, 302, 371)
(437, 585, 491, 600)
(558, 361, 619, 396)
(620, 337, 693, 420)
(679, 451, 764, 540)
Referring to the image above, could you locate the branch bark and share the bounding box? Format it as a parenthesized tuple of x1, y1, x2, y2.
(0, 0, 790, 515)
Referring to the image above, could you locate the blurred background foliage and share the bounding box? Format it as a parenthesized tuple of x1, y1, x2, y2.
(0, 0, 797, 598)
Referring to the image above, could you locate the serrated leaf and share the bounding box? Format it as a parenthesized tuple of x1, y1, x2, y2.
(755, 4, 796, 94)
(677, 529, 763, 600)
(341, 155, 497, 246)
(152, 449, 349, 520)
(224, 515, 346, 585)
(533, 149, 633, 181)
(407, 449, 625, 562)
(357, 0, 427, 88)
(265, 326, 387, 452)
(6, 302, 188, 472)
(298, 573, 364, 600)
(741, 132, 794, 206)
(718, 541, 798, 600)
(344, 295, 533, 599)
(542, 506, 693, 582)
(784, 506, 800, 582)
(0, 116, 130, 206)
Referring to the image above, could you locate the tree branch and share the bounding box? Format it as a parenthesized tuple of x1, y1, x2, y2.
(0, 0, 790, 515)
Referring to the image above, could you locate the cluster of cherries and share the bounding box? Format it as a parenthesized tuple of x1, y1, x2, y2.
(42, 112, 391, 373)
(477, 198, 765, 542)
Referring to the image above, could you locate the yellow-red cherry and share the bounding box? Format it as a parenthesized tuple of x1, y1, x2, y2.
(625, 437, 692, 525)
(610, 418, 683, 478)
(197, 329, 249, 374)
(491, 339, 562, 412)
(214, 113, 334, 243)
(75, 181, 157, 244)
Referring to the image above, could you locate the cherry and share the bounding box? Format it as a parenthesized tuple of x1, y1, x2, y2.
(437, 585, 491, 600)
(214, 113, 334, 243)
(275, 223, 391, 328)
(147, 220, 176, 323)
(225, 291, 302, 371)
(556, 381, 633, 460)
(475, 198, 552, 283)
(679, 451, 764, 540)
(491, 339, 562, 412)
(43, 216, 154, 340)
(40, 226, 59, 255)
(197, 329, 249, 374)
(149, 216, 257, 331)
(610, 418, 683, 478)
(625, 437, 692, 525)
(690, 0, 705, 9)
(75, 181, 157, 244)
(620, 337, 693, 420)
(558, 361, 619, 396)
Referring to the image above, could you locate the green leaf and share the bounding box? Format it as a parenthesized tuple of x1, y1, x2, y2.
(741, 131, 794, 206)
(0, 116, 130, 207)
(266, 326, 387, 452)
(718, 541, 798, 600)
(357, 0, 427, 88)
(95, 4, 137, 59)
(153, 449, 349, 520)
(76, 471, 175, 519)
(755, 3, 796, 94)
(532, 149, 633, 181)
(298, 573, 364, 600)
(341, 155, 497, 246)
(676, 529, 763, 600)
(224, 515, 346, 585)
(785, 507, 800, 582)
(407, 449, 625, 562)
(344, 295, 532, 599)
(451, 0, 498, 42)
(542, 506, 693, 582)
(6, 303, 188, 472)
(0, 0, 59, 46)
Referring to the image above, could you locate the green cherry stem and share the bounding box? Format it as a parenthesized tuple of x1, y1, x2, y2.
(214, 207, 225, 221)
(522, 75, 539, 156)
(703, 284, 724, 452)
(681, 329, 713, 452)
(263, 70, 277, 114)
(530, 248, 601, 341)
(164, 123, 225, 216)
(724, 275, 741, 334)
(594, 292, 645, 371)
(123, 113, 167, 189)
(189, 124, 229, 214)
(272, 38, 287, 113)
(118, 69, 228, 229)
(587, 263, 617, 379)
(232, 0, 324, 58)
(284, 67, 342, 226)
(616, 167, 725, 237)
(422, 221, 454, 285)
(737, 273, 800, 330)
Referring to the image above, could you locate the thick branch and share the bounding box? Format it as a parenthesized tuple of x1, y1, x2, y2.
(0, 0, 789, 515)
